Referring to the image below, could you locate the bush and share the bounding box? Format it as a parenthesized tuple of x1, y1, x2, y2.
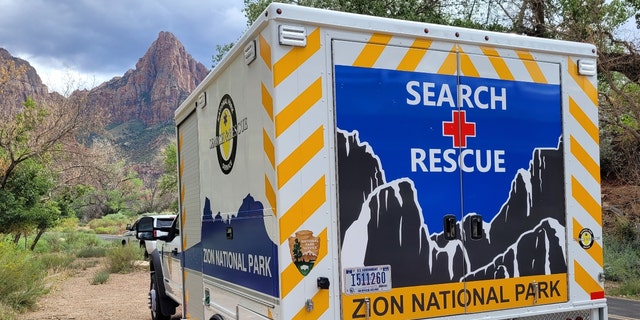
(76, 246, 108, 258)
(0, 302, 18, 320)
(610, 278, 640, 296)
(0, 242, 48, 312)
(91, 270, 110, 285)
(604, 231, 640, 295)
(106, 243, 143, 273)
(33, 231, 104, 254)
(88, 213, 133, 235)
(38, 253, 74, 273)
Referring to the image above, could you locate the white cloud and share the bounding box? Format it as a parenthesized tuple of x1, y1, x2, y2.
(0, 0, 247, 93)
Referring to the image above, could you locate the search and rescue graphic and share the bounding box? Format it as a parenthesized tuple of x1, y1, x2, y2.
(336, 65, 567, 315)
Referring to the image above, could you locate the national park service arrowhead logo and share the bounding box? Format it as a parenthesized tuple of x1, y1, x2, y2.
(288, 230, 319, 276)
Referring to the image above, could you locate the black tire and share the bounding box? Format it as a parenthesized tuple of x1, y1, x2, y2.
(150, 275, 171, 320)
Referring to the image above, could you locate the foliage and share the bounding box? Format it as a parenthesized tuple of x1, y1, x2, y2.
(106, 242, 144, 273)
(158, 140, 179, 211)
(76, 246, 108, 258)
(32, 231, 105, 254)
(0, 242, 48, 312)
(243, 0, 447, 26)
(604, 220, 640, 296)
(212, 42, 235, 68)
(87, 212, 134, 235)
(91, 270, 110, 285)
(37, 252, 75, 273)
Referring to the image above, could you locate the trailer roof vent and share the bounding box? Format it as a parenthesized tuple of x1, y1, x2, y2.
(578, 59, 596, 76)
(196, 92, 206, 109)
(279, 25, 307, 47)
(244, 40, 256, 65)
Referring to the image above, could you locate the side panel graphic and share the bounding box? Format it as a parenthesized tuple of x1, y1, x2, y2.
(334, 39, 567, 318)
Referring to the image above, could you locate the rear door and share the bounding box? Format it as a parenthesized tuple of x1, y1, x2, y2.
(457, 46, 568, 313)
(334, 38, 469, 319)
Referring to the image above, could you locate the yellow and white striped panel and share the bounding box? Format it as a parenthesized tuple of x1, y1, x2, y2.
(565, 57, 604, 301)
(260, 26, 334, 320)
(333, 32, 560, 85)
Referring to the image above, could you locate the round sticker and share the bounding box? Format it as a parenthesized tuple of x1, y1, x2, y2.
(578, 228, 594, 249)
(215, 94, 238, 175)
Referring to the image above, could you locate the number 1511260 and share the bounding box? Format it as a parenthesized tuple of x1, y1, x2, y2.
(343, 265, 392, 295)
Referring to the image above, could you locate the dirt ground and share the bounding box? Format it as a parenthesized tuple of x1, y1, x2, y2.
(17, 258, 181, 320)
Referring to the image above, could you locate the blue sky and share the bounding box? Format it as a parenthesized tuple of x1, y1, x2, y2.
(0, 0, 247, 93)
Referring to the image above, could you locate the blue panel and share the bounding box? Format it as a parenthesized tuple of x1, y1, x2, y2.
(200, 195, 279, 297)
(335, 65, 561, 233)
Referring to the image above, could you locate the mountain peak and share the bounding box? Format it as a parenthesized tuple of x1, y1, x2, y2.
(87, 30, 209, 127)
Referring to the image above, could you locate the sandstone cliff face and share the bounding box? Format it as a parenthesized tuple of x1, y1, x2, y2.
(86, 31, 208, 126)
(0, 48, 51, 110)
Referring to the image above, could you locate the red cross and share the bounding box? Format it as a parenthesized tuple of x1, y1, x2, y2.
(442, 110, 476, 148)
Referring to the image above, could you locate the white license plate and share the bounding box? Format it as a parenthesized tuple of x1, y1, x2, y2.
(343, 265, 392, 295)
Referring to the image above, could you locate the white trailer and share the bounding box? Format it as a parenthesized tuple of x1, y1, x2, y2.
(142, 3, 607, 320)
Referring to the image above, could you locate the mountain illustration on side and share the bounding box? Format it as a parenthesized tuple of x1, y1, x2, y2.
(339, 130, 567, 287)
(200, 195, 280, 297)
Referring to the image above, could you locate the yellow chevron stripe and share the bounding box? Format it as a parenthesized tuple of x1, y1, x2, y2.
(263, 129, 275, 169)
(573, 218, 604, 267)
(273, 28, 321, 87)
(569, 97, 599, 144)
(280, 176, 326, 244)
(277, 126, 324, 188)
(353, 33, 392, 67)
(481, 47, 515, 81)
(262, 83, 273, 121)
(571, 176, 602, 226)
(438, 45, 457, 75)
(281, 228, 328, 298)
(516, 51, 548, 83)
(275, 77, 323, 138)
(265, 175, 276, 215)
(570, 135, 601, 183)
(397, 39, 432, 71)
(574, 260, 603, 295)
(292, 288, 330, 320)
(568, 58, 598, 106)
(260, 33, 272, 70)
(459, 47, 479, 77)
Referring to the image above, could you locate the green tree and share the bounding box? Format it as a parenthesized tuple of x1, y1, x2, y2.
(158, 140, 179, 211)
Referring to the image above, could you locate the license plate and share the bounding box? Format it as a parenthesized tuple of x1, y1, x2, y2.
(343, 265, 392, 295)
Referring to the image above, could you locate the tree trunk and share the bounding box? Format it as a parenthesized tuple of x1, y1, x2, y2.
(30, 228, 46, 251)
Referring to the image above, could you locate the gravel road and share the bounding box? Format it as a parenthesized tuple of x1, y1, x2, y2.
(17, 258, 180, 320)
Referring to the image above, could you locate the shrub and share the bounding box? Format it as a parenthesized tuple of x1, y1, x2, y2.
(88, 213, 133, 235)
(71, 259, 100, 270)
(106, 243, 143, 273)
(94, 226, 118, 234)
(91, 270, 110, 285)
(0, 242, 48, 312)
(38, 253, 74, 273)
(0, 302, 18, 320)
(76, 246, 108, 258)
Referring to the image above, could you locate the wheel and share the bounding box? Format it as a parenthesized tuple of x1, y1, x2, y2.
(150, 275, 171, 320)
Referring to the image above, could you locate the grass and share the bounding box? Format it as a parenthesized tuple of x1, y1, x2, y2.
(0, 212, 152, 315)
(91, 270, 110, 285)
(604, 226, 640, 297)
(76, 246, 108, 258)
(106, 242, 145, 274)
(0, 242, 48, 312)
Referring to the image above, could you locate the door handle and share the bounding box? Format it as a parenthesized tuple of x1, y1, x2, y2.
(443, 214, 457, 240)
(171, 248, 178, 255)
(470, 215, 483, 240)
